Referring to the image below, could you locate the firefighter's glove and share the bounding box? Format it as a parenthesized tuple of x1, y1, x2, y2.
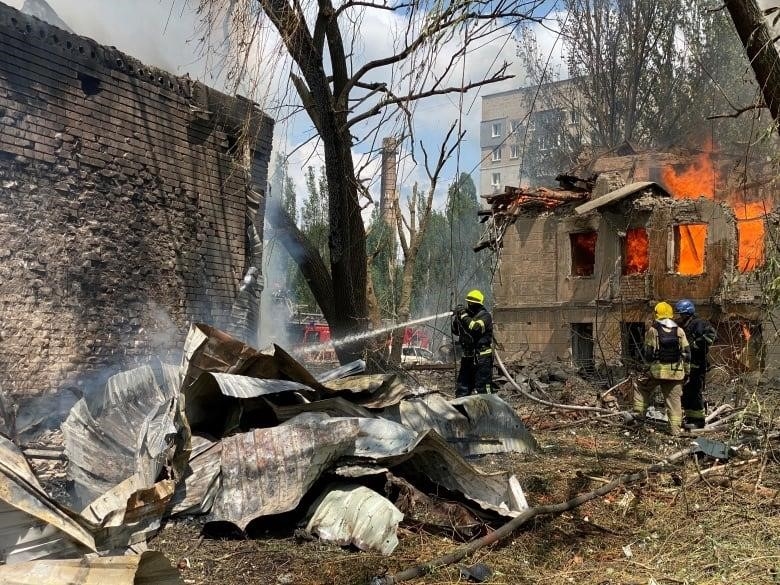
(452, 304, 466, 317)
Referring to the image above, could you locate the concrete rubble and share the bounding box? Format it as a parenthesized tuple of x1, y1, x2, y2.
(0, 323, 538, 573)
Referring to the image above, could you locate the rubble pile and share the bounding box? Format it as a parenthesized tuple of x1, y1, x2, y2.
(0, 324, 539, 582)
(497, 358, 604, 407)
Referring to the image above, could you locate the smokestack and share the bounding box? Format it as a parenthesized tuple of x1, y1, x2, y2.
(380, 137, 398, 231)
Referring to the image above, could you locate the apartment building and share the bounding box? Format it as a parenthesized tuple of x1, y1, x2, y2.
(479, 79, 586, 195)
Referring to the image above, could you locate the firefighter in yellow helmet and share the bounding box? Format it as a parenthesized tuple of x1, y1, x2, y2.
(632, 301, 691, 435)
(451, 289, 494, 397)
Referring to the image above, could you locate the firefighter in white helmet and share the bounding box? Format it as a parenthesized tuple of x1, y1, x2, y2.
(451, 289, 494, 397)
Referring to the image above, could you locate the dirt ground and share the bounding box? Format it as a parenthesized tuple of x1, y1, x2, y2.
(151, 369, 780, 585)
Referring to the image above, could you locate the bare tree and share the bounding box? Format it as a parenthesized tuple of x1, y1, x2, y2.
(199, 0, 543, 362)
(724, 0, 780, 133)
(389, 124, 463, 363)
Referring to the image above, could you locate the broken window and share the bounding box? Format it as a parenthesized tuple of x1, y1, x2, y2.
(622, 227, 649, 275)
(570, 323, 594, 372)
(491, 147, 501, 162)
(491, 172, 501, 188)
(77, 72, 101, 96)
(672, 224, 707, 275)
(621, 322, 646, 365)
(570, 231, 597, 277)
(736, 218, 765, 272)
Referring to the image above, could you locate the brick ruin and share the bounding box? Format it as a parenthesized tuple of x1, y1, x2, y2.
(0, 3, 273, 405)
(479, 145, 779, 374)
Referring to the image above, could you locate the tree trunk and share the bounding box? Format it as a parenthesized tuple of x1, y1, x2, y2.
(266, 199, 336, 325)
(725, 0, 780, 130)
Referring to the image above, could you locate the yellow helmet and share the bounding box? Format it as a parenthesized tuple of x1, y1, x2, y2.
(465, 289, 484, 304)
(654, 301, 673, 320)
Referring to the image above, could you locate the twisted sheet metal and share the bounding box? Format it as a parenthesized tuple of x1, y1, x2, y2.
(0, 435, 95, 564)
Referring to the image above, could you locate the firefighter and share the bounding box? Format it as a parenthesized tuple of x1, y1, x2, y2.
(451, 289, 494, 397)
(674, 299, 716, 429)
(632, 301, 691, 436)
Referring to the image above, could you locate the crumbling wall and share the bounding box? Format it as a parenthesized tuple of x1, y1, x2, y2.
(0, 4, 273, 400)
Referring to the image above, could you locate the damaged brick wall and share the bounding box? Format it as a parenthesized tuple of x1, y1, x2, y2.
(0, 4, 273, 400)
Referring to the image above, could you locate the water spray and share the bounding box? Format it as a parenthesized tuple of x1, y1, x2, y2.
(301, 311, 452, 354)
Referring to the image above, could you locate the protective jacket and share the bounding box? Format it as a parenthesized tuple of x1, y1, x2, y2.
(642, 318, 691, 380)
(452, 306, 493, 354)
(680, 315, 716, 370)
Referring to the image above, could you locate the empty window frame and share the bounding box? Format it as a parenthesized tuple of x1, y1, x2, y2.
(510, 120, 521, 134)
(621, 322, 646, 365)
(491, 147, 501, 162)
(570, 231, 598, 277)
(671, 224, 707, 275)
(510, 145, 519, 159)
(491, 122, 502, 137)
(571, 323, 595, 372)
(491, 172, 501, 187)
(622, 227, 649, 275)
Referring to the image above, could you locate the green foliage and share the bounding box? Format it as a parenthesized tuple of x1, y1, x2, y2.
(366, 207, 400, 318)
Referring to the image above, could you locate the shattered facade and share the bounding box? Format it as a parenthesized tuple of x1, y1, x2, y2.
(484, 147, 780, 372)
(0, 3, 273, 400)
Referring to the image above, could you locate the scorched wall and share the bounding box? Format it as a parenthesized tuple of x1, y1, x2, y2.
(0, 3, 273, 401)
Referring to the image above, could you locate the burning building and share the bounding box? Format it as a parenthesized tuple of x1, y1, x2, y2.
(478, 143, 779, 373)
(0, 3, 273, 405)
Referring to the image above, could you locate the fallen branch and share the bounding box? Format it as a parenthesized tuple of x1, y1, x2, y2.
(371, 430, 780, 584)
(370, 443, 698, 585)
(495, 351, 621, 415)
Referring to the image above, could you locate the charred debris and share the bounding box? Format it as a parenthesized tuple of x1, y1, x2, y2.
(0, 324, 539, 581)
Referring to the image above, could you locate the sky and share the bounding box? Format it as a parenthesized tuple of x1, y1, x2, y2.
(5, 0, 565, 210)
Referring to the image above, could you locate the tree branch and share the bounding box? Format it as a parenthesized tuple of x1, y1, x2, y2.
(707, 103, 766, 119)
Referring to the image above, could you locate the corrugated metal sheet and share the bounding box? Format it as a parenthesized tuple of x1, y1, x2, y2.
(268, 397, 375, 422)
(169, 435, 222, 516)
(184, 373, 319, 435)
(305, 484, 403, 555)
(180, 324, 325, 393)
(0, 550, 183, 584)
(283, 413, 527, 516)
(315, 360, 366, 383)
(63, 364, 178, 508)
(208, 418, 362, 530)
(321, 373, 413, 408)
(0, 435, 95, 564)
(376, 430, 528, 517)
(381, 393, 538, 456)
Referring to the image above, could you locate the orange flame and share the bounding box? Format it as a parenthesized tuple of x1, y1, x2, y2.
(623, 227, 649, 275)
(661, 150, 768, 273)
(742, 323, 752, 342)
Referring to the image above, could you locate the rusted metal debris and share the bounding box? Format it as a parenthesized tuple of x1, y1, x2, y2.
(7, 322, 537, 566)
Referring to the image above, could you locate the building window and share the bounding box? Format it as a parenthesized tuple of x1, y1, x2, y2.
(491, 147, 501, 162)
(570, 323, 594, 372)
(491, 122, 502, 137)
(737, 218, 765, 272)
(622, 227, 649, 275)
(491, 172, 501, 188)
(672, 224, 707, 275)
(570, 110, 579, 124)
(570, 231, 597, 277)
(621, 322, 646, 366)
(511, 120, 521, 134)
(510, 145, 519, 159)
(538, 133, 562, 151)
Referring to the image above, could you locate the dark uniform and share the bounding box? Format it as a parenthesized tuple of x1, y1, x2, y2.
(677, 313, 716, 428)
(452, 294, 493, 397)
